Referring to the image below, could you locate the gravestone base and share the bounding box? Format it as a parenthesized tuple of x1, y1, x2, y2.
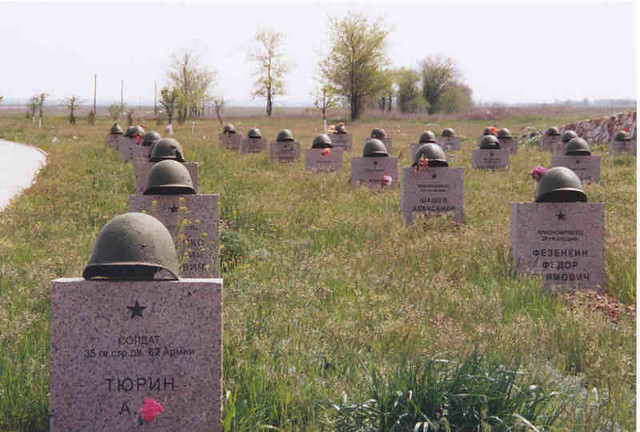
(400, 167, 464, 224)
(50, 278, 223, 432)
(304, 148, 344, 172)
(129, 194, 220, 277)
(437, 136, 462, 151)
(241, 137, 267, 154)
(550, 155, 601, 183)
(329, 134, 353, 152)
(218, 133, 243, 151)
(510, 202, 604, 290)
(133, 160, 199, 195)
(269, 141, 301, 162)
(471, 149, 510, 170)
(350, 157, 398, 187)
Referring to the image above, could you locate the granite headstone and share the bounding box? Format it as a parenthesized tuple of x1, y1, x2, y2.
(437, 136, 462, 151)
(550, 155, 601, 183)
(609, 139, 637, 156)
(350, 157, 398, 187)
(329, 134, 353, 152)
(471, 149, 510, 170)
(498, 137, 518, 155)
(541, 134, 561, 151)
(269, 141, 301, 162)
(241, 137, 267, 155)
(304, 148, 344, 172)
(218, 133, 243, 151)
(400, 167, 464, 224)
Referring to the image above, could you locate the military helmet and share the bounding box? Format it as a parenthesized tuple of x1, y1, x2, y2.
(564, 137, 591, 156)
(497, 128, 512, 139)
(362, 138, 388, 157)
(442, 128, 455, 137)
(482, 127, 496, 136)
(144, 160, 195, 195)
(223, 124, 236, 135)
(414, 143, 448, 167)
(371, 128, 387, 139)
(125, 125, 146, 138)
(110, 123, 123, 135)
(546, 127, 560, 136)
(276, 129, 295, 142)
(561, 130, 578, 143)
(535, 167, 587, 203)
(247, 128, 262, 139)
(82, 212, 180, 280)
(614, 130, 631, 142)
(149, 138, 185, 162)
(419, 131, 437, 144)
(335, 124, 347, 134)
(142, 131, 162, 147)
(311, 134, 333, 149)
(480, 135, 501, 149)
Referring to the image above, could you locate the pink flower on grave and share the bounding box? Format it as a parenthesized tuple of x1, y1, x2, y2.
(624, 127, 629, 132)
(140, 398, 164, 423)
(530, 166, 547, 181)
(339, 122, 345, 126)
(322, 148, 331, 156)
(381, 173, 393, 186)
(133, 133, 144, 145)
(489, 126, 498, 135)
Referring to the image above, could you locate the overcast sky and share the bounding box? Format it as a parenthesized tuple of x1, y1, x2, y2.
(0, 0, 635, 106)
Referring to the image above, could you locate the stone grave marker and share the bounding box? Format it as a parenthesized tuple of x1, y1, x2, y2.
(50, 278, 223, 431)
(105, 134, 119, 150)
(510, 202, 604, 290)
(329, 134, 353, 151)
(550, 155, 601, 183)
(350, 157, 398, 187)
(552, 141, 568, 156)
(498, 137, 518, 155)
(269, 141, 301, 162)
(541, 134, 561, 151)
(129, 195, 220, 277)
(437, 136, 462, 151)
(609, 139, 637, 156)
(304, 148, 344, 172)
(381, 137, 392, 155)
(218, 133, 243, 151)
(241, 137, 267, 155)
(400, 167, 464, 224)
(117, 136, 138, 163)
(471, 149, 510, 170)
(133, 159, 199, 195)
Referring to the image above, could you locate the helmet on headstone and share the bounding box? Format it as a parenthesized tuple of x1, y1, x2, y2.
(362, 138, 388, 157)
(335, 124, 347, 134)
(311, 134, 333, 149)
(82, 212, 180, 280)
(276, 129, 295, 142)
(110, 123, 123, 135)
(561, 130, 578, 143)
(418, 131, 437, 144)
(442, 128, 455, 137)
(534, 167, 587, 203)
(480, 135, 501, 149)
(482, 127, 496, 136)
(546, 127, 560, 136)
(497, 128, 512, 139)
(247, 128, 262, 139)
(414, 143, 448, 167)
(149, 138, 185, 162)
(125, 125, 146, 138)
(223, 124, 236, 135)
(564, 137, 591, 156)
(142, 131, 162, 147)
(144, 160, 195, 195)
(371, 128, 387, 139)
(614, 130, 631, 142)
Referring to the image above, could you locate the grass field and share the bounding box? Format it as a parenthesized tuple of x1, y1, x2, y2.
(0, 111, 635, 431)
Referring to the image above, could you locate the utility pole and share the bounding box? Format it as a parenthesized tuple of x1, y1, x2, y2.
(154, 82, 158, 116)
(93, 74, 97, 114)
(120, 80, 124, 113)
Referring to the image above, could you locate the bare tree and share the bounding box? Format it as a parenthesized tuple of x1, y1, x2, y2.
(249, 29, 289, 116)
(64, 96, 81, 125)
(167, 48, 216, 124)
(420, 56, 461, 114)
(160, 87, 179, 125)
(26, 96, 38, 120)
(312, 80, 339, 122)
(212, 97, 225, 124)
(37, 93, 46, 121)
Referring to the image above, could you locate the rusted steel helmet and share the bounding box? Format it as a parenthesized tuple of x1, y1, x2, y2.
(614, 130, 631, 142)
(311, 134, 333, 149)
(362, 138, 388, 157)
(83, 212, 180, 280)
(149, 138, 185, 162)
(144, 160, 195, 195)
(142, 131, 162, 147)
(335, 124, 347, 134)
(561, 130, 578, 143)
(110, 123, 123, 135)
(276, 129, 295, 142)
(442, 128, 455, 137)
(480, 135, 501, 149)
(125, 125, 145, 138)
(564, 137, 591, 156)
(371, 128, 387, 139)
(497, 128, 512, 139)
(223, 124, 236, 135)
(535, 167, 587, 203)
(418, 131, 437, 144)
(413, 143, 448, 167)
(546, 127, 561, 136)
(247, 128, 262, 139)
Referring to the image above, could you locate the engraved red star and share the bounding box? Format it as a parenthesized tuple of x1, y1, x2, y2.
(556, 211, 566, 221)
(127, 300, 146, 319)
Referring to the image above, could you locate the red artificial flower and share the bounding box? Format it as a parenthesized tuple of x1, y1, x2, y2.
(321, 148, 331, 156)
(339, 122, 345, 126)
(140, 124, 147, 129)
(624, 127, 629, 132)
(530, 166, 547, 181)
(489, 126, 498, 135)
(381, 173, 393, 186)
(140, 398, 164, 423)
(133, 133, 144, 145)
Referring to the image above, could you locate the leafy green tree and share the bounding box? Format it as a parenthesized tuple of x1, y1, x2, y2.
(434, 82, 473, 113)
(167, 48, 215, 123)
(320, 13, 390, 121)
(420, 56, 461, 114)
(64, 96, 81, 125)
(249, 29, 289, 117)
(160, 87, 179, 125)
(395, 67, 426, 113)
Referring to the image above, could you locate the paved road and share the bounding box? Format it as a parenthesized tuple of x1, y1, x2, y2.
(0, 139, 47, 211)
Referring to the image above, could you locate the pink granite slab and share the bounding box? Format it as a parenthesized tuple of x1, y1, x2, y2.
(241, 137, 267, 154)
(129, 194, 219, 277)
(50, 278, 222, 432)
(437, 136, 462, 151)
(350, 157, 398, 187)
(509, 202, 604, 290)
(329, 134, 353, 151)
(541, 134, 561, 151)
(471, 149, 510, 170)
(381, 137, 392, 155)
(498, 137, 518, 155)
(304, 148, 344, 172)
(218, 133, 243, 151)
(552, 141, 567, 156)
(133, 160, 199, 195)
(550, 155, 601, 183)
(609, 140, 636, 156)
(269, 141, 301, 162)
(400, 167, 464, 224)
